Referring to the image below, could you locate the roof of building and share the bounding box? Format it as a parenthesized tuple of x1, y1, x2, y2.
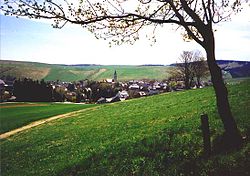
(0, 79, 5, 85)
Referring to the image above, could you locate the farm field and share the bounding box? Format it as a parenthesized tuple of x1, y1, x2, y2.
(0, 102, 96, 134)
(0, 80, 250, 175)
(0, 60, 171, 81)
(43, 65, 172, 81)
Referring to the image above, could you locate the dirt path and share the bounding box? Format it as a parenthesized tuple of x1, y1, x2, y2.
(0, 107, 98, 140)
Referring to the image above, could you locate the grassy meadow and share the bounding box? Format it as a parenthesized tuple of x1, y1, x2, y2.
(0, 103, 96, 134)
(0, 80, 249, 175)
(1, 60, 171, 81)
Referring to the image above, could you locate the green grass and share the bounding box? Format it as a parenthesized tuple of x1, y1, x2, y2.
(0, 103, 96, 134)
(0, 81, 250, 176)
(38, 65, 172, 81)
(225, 77, 250, 84)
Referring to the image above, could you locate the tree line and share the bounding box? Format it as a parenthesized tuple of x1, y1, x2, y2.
(13, 78, 53, 102)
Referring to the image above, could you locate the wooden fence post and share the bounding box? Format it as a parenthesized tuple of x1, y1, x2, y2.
(201, 114, 211, 157)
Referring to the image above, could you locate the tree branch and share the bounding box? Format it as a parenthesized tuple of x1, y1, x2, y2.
(167, 0, 205, 47)
(180, 0, 205, 27)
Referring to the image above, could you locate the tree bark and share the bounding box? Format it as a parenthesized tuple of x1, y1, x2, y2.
(204, 27, 242, 149)
(197, 76, 201, 88)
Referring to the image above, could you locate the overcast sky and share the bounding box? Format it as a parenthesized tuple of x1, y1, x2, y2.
(0, 5, 250, 65)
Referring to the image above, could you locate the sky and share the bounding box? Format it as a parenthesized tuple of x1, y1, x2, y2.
(0, 5, 250, 65)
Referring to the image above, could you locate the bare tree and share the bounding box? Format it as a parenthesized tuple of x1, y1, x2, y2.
(192, 50, 209, 87)
(175, 50, 208, 89)
(177, 51, 195, 89)
(1, 0, 248, 148)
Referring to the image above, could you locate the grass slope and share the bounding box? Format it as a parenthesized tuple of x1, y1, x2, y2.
(1, 81, 250, 176)
(0, 103, 96, 134)
(80, 65, 171, 81)
(1, 60, 171, 81)
(0, 60, 51, 80)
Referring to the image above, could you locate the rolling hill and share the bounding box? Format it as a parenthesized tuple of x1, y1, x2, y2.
(0, 60, 171, 82)
(216, 60, 250, 78)
(1, 59, 249, 82)
(170, 60, 250, 79)
(0, 60, 51, 80)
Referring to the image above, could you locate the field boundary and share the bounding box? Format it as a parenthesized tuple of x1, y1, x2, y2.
(0, 106, 98, 139)
(0, 103, 48, 108)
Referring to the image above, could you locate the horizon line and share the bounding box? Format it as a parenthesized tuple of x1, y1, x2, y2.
(1, 58, 250, 66)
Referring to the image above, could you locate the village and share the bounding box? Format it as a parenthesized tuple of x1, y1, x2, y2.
(0, 70, 211, 103)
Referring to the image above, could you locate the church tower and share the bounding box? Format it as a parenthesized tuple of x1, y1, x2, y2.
(113, 70, 117, 82)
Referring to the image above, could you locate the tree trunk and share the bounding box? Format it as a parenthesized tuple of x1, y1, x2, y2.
(204, 28, 242, 149)
(197, 76, 201, 88)
(185, 77, 190, 89)
(184, 66, 190, 89)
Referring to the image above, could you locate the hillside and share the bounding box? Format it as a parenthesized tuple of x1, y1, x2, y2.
(1, 80, 249, 176)
(216, 60, 250, 78)
(0, 60, 171, 82)
(170, 60, 250, 78)
(1, 60, 249, 82)
(0, 60, 51, 80)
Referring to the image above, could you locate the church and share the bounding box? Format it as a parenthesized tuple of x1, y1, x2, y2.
(113, 70, 117, 82)
(105, 70, 118, 83)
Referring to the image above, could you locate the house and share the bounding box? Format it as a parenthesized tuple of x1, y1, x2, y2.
(65, 92, 77, 102)
(97, 90, 128, 104)
(129, 84, 140, 90)
(97, 97, 107, 104)
(117, 90, 129, 99)
(106, 94, 121, 103)
(138, 91, 147, 97)
(105, 79, 113, 83)
(0, 79, 13, 102)
(140, 83, 150, 91)
(110, 95, 121, 103)
(0, 79, 6, 92)
(152, 82, 161, 90)
(147, 90, 160, 96)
